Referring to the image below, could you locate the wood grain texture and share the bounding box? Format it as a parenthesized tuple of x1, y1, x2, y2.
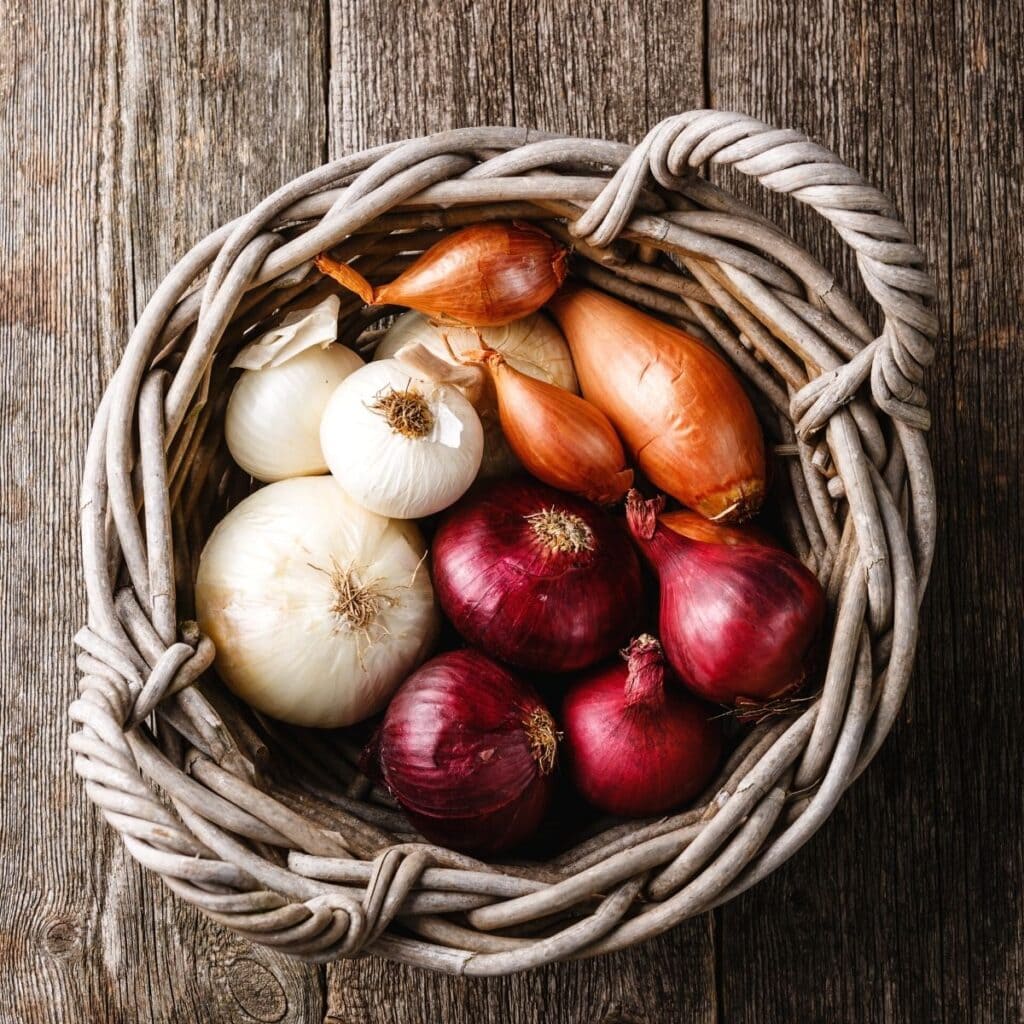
(2, 0, 1021, 1020)
(508, 0, 705, 142)
(329, 0, 514, 152)
(324, 2, 715, 1019)
(709, 1, 1024, 1022)
(0, 1, 328, 1021)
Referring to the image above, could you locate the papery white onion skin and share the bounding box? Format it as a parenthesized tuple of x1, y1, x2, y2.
(225, 344, 364, 482)
(320, 359, 484, 518)
(374, 311, 577, 389)
(374, 312, 577, 477)
(195, 476, 439, 728)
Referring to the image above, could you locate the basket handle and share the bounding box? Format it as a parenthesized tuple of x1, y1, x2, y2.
(570, 110, 937, 432)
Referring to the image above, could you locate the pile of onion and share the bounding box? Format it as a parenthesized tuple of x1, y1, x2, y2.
(377, 650, 558, 854)
(200, 218, 844, 857)
(431, 477, 643, 672)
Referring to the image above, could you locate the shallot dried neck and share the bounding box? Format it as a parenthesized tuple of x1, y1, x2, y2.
(708, 479, 763, 524)
(625, 489, 666, 541)
(526, 507, 595, 554)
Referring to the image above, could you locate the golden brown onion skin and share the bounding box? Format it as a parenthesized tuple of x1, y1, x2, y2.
(548, 287, 766, 522)
(475, 349, 633, 505)
(317, 222, 567, 327)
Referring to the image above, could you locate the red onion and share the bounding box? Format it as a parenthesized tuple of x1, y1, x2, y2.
(432, 478, 643, 672)
(562, 635, 722, 817)
(378, 649, 558, 854)
(626, 490, 827, 705)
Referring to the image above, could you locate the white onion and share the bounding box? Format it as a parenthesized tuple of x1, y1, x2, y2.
(225, 297, 364, 482)
(195, 476, 438, 728)
(374, 311, 577, 477)
(320, 359, 483, 519)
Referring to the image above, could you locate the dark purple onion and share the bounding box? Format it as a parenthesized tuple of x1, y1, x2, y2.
(378, 649, 557, 855)
(432, 477, 643, 672)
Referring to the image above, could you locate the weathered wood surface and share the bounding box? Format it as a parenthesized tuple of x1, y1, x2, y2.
(0, 0, 1019, 1021)
(0, 3, 328, 1022)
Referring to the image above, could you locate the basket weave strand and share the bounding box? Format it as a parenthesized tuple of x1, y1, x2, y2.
(72, 111, 937, 976)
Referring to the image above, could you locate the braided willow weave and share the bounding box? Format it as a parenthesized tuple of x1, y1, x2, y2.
(73, 112, 937, 975)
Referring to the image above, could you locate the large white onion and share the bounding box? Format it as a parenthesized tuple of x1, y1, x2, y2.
(374, 311, 577, 477)
(225, 297, 364, 482)
(195, 476, 438, 727)
(320, 359, 483, 519)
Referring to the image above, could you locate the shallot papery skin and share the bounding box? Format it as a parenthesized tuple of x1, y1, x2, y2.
(627, 491, 827, 705)
(548, 286, 766, 522)
(378, 649, 557, 854)
(659, 509, 779, 549)
(473, 348, 633, 504)
(316, 222, 568, 327)
(562, 636, 722, 817)
(431, 478, 644, 672)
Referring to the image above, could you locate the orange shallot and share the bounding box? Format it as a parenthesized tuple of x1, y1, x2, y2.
(548, 286, 766, 522)
(316, 222, 567, 327)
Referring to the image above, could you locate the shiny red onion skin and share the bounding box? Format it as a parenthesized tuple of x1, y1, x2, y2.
(432, 478, 644, 672)
(562, 645, 722, 817)
(627, 494, 827, 704)
(378, 649, 554, 854)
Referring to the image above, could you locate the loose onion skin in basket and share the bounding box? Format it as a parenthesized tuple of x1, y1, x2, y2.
(377, 649, 558, 854)
(562, 635, 722, 817)
(548, 286, 766, 522)
(626, 491, 826, 705)
(468, 348, 633, 505)
(316, 222, 568, 327)
(432, 478, 644, 672)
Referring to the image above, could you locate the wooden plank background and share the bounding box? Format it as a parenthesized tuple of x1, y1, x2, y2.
(1, 0, 1020, 1020)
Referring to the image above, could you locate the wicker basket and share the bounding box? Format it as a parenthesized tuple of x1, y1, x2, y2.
(73, 111, 937, 975)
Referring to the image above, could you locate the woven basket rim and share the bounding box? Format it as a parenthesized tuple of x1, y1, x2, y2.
(73, 110, 937, 976)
